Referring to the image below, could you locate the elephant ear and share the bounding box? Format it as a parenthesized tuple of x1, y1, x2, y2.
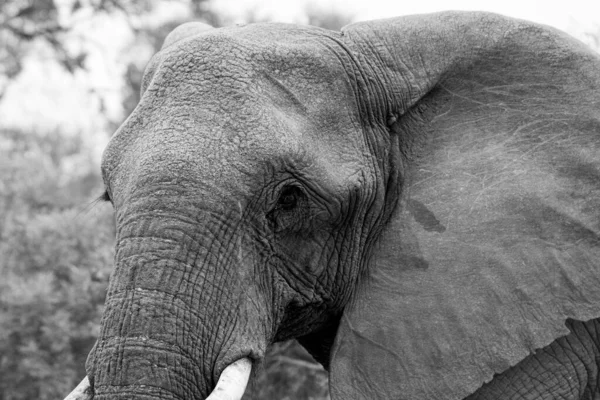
(330, 11, 600, 400)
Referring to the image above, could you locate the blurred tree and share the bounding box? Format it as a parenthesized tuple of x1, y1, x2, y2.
(1, 0, 78, 98)
(583, 27, 600, 53)
(1, 1, 46, 98)
(0, 126, 115, 400)
(0, 0, 217, 102)
(305, 3, 353, 30)
(190, 0, 221, 26)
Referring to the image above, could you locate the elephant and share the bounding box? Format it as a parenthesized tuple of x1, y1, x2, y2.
(64, 10, 600, 400)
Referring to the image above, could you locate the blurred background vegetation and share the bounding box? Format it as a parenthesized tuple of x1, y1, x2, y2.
(0, 1, 598, 399)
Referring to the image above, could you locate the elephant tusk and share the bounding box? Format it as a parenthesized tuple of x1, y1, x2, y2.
(206, 358, 252, 400)
(62, 360, 251, 400)
(64, 376, 93, 400)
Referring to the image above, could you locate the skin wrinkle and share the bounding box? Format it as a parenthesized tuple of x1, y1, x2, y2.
(332, 186, 361, 295)
(113, 236, 202, 279)
(333, 33, 385, 124)
(342, 31, 401, 121)
(193, 201, 271, 377)
(201, 242, 233, 370)
(111, 259, 199, 300)
(267, 250, 322, 304)
(98, 336, 200, 388)
(524, 358, 556, 395)
(565, 328, 593, 395)
(587, 330, 600, 395)
(190, 228, 216, 390)
(468, 321, 600, 399)
(545, 348, 580, 396)
(275, 167, 341, 225)
(254, 156, 357, 314)
(95, 387, 184, 400)
(318, 38, 366, 119)
(262, 72, 308, 115)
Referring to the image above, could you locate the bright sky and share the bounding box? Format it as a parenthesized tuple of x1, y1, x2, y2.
(0, 0, 598, 153)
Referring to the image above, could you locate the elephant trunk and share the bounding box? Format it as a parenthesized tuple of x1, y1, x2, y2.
(64, 359, 250, 400)
(82, 212, 267, 400)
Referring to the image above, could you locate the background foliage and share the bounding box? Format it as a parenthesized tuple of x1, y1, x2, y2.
(0, 127, 114, 399)
(0, 1, 348, 399)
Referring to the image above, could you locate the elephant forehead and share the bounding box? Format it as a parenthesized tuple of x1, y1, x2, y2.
(142, 23, 353, 100)
(101, 24, 365, 198)
(103, 110, 361, 205)
(132, 23, 360, 148)
(102, 116, 293, 204)
(145, 23, 359, 129)
(151, 22, 347, 75)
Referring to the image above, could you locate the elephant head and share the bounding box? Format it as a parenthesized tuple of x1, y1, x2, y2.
(65, 11, 600, 400)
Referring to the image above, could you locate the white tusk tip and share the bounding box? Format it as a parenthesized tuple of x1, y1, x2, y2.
(64, 376, 93, 400)
(206, 358, 252, 400)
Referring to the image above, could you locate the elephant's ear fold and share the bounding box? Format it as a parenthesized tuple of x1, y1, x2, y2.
(330, 11, 600, 400)
(161, 21, 214, 49)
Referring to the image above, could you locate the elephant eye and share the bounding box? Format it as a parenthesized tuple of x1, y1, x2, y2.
(267, 184, 308, 232)
(277, 185, 302, 211)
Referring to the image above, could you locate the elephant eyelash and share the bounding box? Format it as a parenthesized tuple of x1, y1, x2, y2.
(98, 190, 111, 203)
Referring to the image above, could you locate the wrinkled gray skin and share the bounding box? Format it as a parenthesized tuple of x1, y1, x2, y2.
(85, 11, 600, 400)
